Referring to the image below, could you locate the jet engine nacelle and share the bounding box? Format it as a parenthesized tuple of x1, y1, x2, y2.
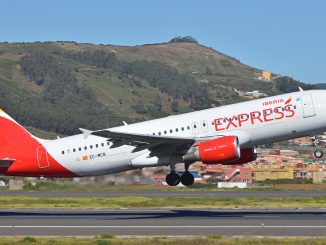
(183, 136, 240, 164)
(221, 147, 257, 165)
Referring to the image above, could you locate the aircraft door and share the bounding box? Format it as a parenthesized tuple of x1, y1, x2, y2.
(37, 145, 50, 169)
(301, 94, 316, 118)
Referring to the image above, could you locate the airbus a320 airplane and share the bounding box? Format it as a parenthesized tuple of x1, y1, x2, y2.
(0, 89, 325, 186)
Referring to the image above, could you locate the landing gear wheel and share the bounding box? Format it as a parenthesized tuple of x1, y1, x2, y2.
(314, 149, 324, 158)
(166, 172, 181, 186)
(181, 172, 194, 186)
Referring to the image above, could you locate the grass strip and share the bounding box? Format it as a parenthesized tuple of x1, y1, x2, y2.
(0, 196, 325, 209)
(0, 236, 326, 245)
(19, 182, 326, 192)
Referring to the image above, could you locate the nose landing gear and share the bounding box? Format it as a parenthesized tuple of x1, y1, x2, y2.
(314, 149, 324, 158)
(312, 135, 324, 158)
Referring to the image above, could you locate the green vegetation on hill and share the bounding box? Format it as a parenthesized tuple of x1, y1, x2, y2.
(169, 36, 199, 44)
(274, 76, 313, 93)
(65, 49, 209, 109)
(0, 39, 320, 136)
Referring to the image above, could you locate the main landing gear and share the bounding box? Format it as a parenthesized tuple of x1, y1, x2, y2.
(165, 163, 194, 186)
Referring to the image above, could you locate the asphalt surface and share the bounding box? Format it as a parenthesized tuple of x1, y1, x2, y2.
(0, 190, 325, 198)
(0, 208, 325, 236)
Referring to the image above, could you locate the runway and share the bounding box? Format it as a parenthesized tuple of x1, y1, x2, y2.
(1, 190, 326, 198)
(0, 208, 325, 236)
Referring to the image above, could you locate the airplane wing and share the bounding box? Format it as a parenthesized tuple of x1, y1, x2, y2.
(80, 128, 196, 155)
(91, 129, 195, 146)
(80, 128, 228, 156)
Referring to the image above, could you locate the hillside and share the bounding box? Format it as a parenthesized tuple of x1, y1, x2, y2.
(0, 39, 315, 136)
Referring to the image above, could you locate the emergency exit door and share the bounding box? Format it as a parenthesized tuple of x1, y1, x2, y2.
(37, 145, 50, 169)
(301, 94, 316, 118)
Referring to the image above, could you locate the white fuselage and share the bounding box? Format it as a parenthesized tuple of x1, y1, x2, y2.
(43, 90, 326, 176)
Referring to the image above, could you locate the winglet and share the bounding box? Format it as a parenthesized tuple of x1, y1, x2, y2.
(79, 128, 93, 139)
(299, 87, 304, 92)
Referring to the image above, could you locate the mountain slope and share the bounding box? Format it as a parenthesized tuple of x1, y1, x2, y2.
(0, 40, 314, 136)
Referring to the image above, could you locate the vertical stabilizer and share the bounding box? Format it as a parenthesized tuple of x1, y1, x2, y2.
(0, 108, 36, 147)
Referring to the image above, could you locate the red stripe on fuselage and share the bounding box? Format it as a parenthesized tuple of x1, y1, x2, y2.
(0, 117, 77, 178)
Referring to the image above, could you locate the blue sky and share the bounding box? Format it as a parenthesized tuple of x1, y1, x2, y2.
(1, 0, 326, 84)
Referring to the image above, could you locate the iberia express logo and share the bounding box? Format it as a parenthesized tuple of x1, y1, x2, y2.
(262, 96, 292, 106)
(284, 97, 292, 104)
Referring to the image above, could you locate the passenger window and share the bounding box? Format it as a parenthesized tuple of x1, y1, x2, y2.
(73, 149, 76, 152)
(96, 144, 99, 148)
(90, 145, 93, 149)
(170, 129, 173, 133)
(175, 128, 179, 132)
(187, 126, 190, 130)
(181, 127, 184, 131)
(101, 143, 104, 147)
(164, 131, 167, 134)
(84, 146, 87, 150)
(78, 147, 81, 151)
(61, 151, 64, 155)
(158, 132, 161, 135)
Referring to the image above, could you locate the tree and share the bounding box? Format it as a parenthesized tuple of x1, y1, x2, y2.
(134, 101, 148, 114)
(154, 96, 162, 111)
(205, 66, 213, 75)
(169, 36, 198, 44)
(171, 100, 179, 112)
(275, 76, 312, 93)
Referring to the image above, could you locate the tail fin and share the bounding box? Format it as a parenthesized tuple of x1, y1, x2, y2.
(0, 108, 37, 148)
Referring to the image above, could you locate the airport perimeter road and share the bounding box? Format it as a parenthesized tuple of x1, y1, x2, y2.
(0, 190, 326, 198)
(0, 208, 325, 236)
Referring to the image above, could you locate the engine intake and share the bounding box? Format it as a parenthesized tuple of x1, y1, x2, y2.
(183, 136, 240, 164)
